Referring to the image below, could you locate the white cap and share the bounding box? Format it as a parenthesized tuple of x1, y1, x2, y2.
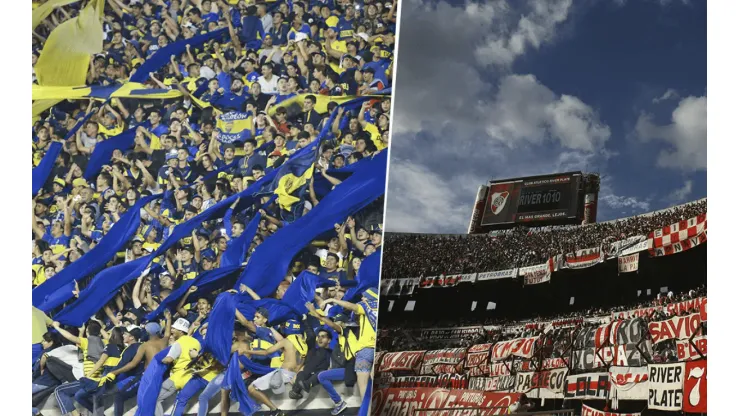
(356, 32, 369, 42)
(172, 318, 190, 333)
(294, 32, 309, 42)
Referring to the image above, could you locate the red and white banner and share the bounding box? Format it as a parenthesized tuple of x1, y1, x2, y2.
(465, 344, 492, 377)
(564, 372, 610, 399)
(649, 214, 707, 248)
(667, 297, 707, 321)
(647, 362, 685, 411)
(648, 313, 703, 343)
(677, 336, 707, 361)
(618, 253, 639, 273)
(477, 269, 517, 281)
(421, 348, 467, 375)
(490, 362, 511, 376)
(519, 258, 556, 285)
(459, 273, 477, 284)
(649, 232, 707, 257)
(564, 247, 604, 269)
(490, 337, 540, 361)
(378, 351, 427, 372)
(517, 357, 569, 371)
(609, 367, 649, 401)
(419, 274, 460, 288)
(582, 404, 641, 416)
(683, 359, 707, 413)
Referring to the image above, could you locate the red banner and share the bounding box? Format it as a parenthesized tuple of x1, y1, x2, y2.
(379, 351, 427, 372)
(490, 336, 540, 361)
(677, 336, 707, 361)
(421, 348, 467, 375)
(683, 359, 707, 413)
(582, 404, 641, 416)
(371, 387, 450, 416)
(440, 390, 521, 415)
(648, 313, 703, 343)
(371, 388, 520, 416)
(465, 344, 492, 377)
(667, 297, 707, 321)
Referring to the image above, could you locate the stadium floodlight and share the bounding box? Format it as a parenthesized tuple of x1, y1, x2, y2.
(486, 302, 496, 310)
(646, 289, 652, 296)
(569, 297, 575, 305)
(388, 300, 394, 312)
(660, 286, 668, 293)
(637, 290, 642, 297)
(404, 300, 416, 312)
(471, 301, 477, 311)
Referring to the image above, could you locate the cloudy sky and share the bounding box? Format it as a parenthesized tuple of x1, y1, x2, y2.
(385, 0, 706, 234)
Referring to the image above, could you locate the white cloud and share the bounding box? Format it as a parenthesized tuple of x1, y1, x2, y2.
(667, 180, 693, 203)
(385, 160, 476, 233)
(652, 89, 680, 103)
(599, 176, 652, 213)
(635, 95, 707, 171)
(474, 0, 573, 67)
(486, 74, 611, 152)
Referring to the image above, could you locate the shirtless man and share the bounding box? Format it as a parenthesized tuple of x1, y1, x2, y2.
(245, 327, 303, 416)
(101, 310, 172, 415)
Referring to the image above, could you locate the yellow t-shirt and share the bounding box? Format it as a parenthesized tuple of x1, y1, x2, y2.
(352, 307, 376, 352)
(169, 335, 201, 389)
(363, 123, 386, 151)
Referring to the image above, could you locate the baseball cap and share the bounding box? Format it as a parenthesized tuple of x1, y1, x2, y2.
(144, 322, 162, 336)
(72, 178, 89, 188)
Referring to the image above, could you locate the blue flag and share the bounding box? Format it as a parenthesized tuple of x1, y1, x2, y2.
(34, 194, 161, 311)
(32, 141, 63, 196)
(344, 249, 381, 302)
(134, 346, 171, 416)
(83, 128, 136, 180)
(237, 149, 388, 297)
(129, 28, 228, 83)
(220, 210, 263, 268)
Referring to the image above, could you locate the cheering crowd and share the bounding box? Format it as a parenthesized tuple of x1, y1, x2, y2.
(381, 199, 707, 280)
(32, 0, 395, 414)
(377, 284, 707, 353)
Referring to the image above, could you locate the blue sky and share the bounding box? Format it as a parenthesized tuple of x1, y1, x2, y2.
(385, 0, 706, 234)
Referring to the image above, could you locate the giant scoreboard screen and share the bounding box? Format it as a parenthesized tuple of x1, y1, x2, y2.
(476, 172, 583, 228)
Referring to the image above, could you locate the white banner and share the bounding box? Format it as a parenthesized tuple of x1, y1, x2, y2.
(582, 404, 641, 416)
(519, 261, 552, 285)
(647, 363, 685, 411)
(477, 269, 517, 281)
(620, 239, 650, 256)
(609, 366, 649, 401)
(618, 253, 639, 273)
(514, 368, 569, 398)
(648, 313, 702, 343)
(564, 372, 610, 399)
(563, 247, 604, 269)
(459, 273, 477, 284)
(490, 337, 540, 361)
(607, 236, 648, 258)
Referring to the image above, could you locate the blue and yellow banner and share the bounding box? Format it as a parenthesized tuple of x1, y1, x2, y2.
(216, 111, 253, 143)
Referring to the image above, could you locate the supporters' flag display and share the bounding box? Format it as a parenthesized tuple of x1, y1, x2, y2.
(31, 0, 396, 413)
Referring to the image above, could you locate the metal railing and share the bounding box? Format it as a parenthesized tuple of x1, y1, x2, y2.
(413, 408, 576, 416)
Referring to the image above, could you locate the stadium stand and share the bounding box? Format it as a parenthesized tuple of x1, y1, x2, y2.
(32, 0, 395, 414)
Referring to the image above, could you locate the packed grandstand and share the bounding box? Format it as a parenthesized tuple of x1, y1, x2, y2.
(32, 0, 394, 415)
(374, 199, 707, 415)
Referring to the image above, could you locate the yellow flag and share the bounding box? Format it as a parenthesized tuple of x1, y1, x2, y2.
(35, 0, 104, 86)
(274, 163, 315, 211)
(32, 0, 81, 30)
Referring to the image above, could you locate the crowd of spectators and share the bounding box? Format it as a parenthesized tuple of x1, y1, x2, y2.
(382, 199, 707, 280)
(32, 0, 395, 414)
